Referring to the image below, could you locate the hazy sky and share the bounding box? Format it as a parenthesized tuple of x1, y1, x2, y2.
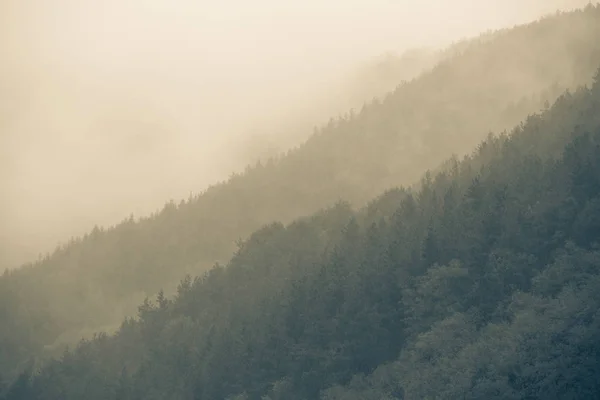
(0, 0, 591, 269)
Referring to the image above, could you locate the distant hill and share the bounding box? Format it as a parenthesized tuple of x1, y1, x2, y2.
(231, 46, 444, 168)
(0, 44, 441, 273)
(1, 5, 600, 382)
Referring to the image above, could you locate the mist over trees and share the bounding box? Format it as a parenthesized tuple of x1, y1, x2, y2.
(5, 46, 600, 400)
(0, 47, 441, 272)
(0, 0, 593, 270)
(2, 6, 600, 384)
(2, 2, 600, 400)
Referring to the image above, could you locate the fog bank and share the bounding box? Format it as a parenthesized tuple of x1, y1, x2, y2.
(0, 0, 591, 269)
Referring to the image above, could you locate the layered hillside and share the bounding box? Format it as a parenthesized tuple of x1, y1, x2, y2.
(1, 5, 600, 382)
(0, 43, 442, 273)
(5, 63, 600, 400)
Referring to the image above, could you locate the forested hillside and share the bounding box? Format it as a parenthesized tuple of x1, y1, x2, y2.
(2, 5, 600, 384)
(234, 46, 445, 166)
(5, 61, 600, 400)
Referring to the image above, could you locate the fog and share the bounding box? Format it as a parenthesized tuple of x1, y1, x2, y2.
(0, 0, 591, 270)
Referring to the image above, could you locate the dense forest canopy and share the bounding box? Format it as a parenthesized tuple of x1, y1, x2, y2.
(2, 6, 600, 384)
(4, 57, 600, 400)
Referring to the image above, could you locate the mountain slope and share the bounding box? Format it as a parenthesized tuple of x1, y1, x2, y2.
(232, 46, 445, 167)
(1, 5, 600, 381)
(6, 64, 600, 400)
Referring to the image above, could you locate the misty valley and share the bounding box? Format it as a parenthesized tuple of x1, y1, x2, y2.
(2, 2, 600, 399)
